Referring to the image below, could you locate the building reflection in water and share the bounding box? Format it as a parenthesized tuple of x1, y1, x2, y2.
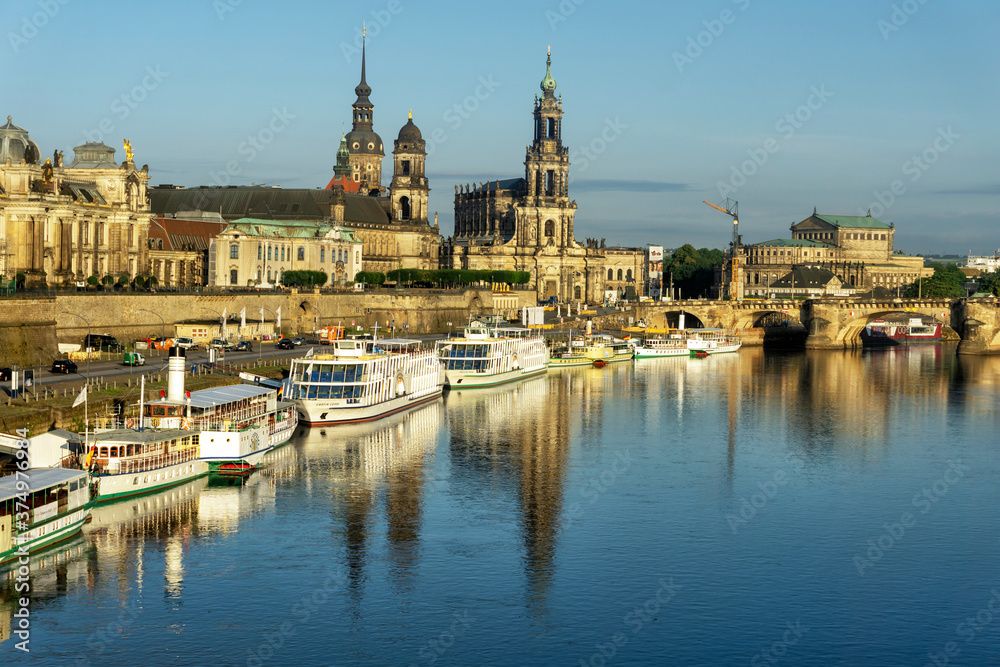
(293, 402, 443, 603)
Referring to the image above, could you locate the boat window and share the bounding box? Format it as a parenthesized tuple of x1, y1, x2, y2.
(167, 406, 180, 416)
(99, 446, 108, 457)
(316, 386, 330, 399)
(307, 385, 318, 399)
(110, 446, 119, 457)
(319, 367, 333, 383)
(152, 406, 166, 417)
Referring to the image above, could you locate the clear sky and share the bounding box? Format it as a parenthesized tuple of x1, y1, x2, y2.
(3, 0, 996, 255)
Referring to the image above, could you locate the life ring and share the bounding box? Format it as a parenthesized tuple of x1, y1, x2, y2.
(396, 374, 406, 396)
(181, 418, 191, 430)
(125, 418, 136, 428)
(512, 354, 520, 370)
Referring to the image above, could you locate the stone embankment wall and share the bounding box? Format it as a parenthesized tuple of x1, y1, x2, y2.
(0, 289, 533, 366)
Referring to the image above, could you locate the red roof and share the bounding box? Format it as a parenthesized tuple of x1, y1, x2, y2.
(325, 175, 362, 193)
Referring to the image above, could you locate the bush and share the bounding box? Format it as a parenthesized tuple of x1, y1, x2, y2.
(281, 270, 328, 287)
(86, 275, 99, 286)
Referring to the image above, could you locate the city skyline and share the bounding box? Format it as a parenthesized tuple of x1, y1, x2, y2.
(2, 0, 996, 255)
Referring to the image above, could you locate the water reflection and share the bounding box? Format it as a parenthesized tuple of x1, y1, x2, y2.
(5, 345, 1000, 664)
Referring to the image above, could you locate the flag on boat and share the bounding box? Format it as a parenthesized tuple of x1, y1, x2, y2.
(72, 385, 88, 408)
(240, 307, 246, 329)
(276, 306, 282, 329)
(306, 347, 315, 358)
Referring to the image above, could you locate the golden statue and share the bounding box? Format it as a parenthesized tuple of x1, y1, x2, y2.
(123, 138, 133, 162)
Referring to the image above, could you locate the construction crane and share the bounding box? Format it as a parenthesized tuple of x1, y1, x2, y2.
(703, 198, 742, 300)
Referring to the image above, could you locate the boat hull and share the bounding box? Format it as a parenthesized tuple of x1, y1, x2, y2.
(0, 503, 94, 566)
(94, 459, 210, 504)
(445, 365, 548, 389)
(297, 387, 443, 426)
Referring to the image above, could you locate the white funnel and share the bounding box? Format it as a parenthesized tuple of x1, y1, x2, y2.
(167, 347, 187, 401)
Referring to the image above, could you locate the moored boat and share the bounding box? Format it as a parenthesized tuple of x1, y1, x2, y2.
(632, 331, 690, 359)
(685, 329, 742, 355)
(435, 326, 549, 389)
(287, 339, 445, 426)
(549, 333, 634, 368)
(861, 318, 943, 346)
(0, 468, 94, 565)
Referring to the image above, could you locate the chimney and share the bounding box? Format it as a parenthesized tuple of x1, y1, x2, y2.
(167, 346, 186, 401)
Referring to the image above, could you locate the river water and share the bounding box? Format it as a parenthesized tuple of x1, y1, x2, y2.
(4, 345, 1000, 666)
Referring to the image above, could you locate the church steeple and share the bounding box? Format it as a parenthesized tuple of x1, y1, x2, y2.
(334, 135, 351, 178)
(352, 23, 373, 128)
(344, 22, 385, 192)
(540, 46, 557, 99)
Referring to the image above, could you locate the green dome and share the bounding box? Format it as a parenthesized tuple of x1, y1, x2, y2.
(540, 50, 556, 95)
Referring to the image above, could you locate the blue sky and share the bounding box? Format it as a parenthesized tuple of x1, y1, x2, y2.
(3, 0, 997, 255)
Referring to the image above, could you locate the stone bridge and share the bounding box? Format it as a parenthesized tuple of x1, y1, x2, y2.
(629, 297, 1000, 354)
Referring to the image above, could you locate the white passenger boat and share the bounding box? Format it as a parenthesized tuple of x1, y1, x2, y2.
(632, 331, 690, 359)
(549, 333, 635, 368)
(286, 339, 445, 426)
(435, 326, 549, 389)
(83, 347, 297, 500)
(0, 468, 94, 565)
(686, 329, 742, 355)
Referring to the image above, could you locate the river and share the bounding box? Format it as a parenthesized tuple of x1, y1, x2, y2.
(4, 344, 1000, 666)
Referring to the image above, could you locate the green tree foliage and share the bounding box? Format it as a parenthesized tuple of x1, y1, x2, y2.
(977, 270, 1000, 297)
(905, 263, 965, 298)
(280, 270, 328, 287)
(86, 275, 99, 286)
(663, 245, 725, 299)
(117, 274, 129, 286)
(354, 271, 386, 286)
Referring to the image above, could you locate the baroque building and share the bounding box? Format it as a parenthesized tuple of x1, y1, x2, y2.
(733, 210, 930, 298)
(442, 50, 645, 303)
(207, 218, 361, 287)
(0, 117, 152, 286)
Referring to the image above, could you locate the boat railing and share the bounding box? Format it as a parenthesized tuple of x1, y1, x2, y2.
(102, 447, 200, 476)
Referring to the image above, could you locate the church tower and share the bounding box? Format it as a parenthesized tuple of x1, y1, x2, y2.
(390, 112, 429, 224)
(521, 48, 576, 248)
(344, 27, 384, 194)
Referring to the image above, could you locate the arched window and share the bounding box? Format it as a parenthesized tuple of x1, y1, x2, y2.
(607, 269, 613, 281)
(320, 248, 325, 263)
(267, 270, 272, 282)
(230, 269, 238, 284)
(230, 244, 239, 259)
(400, 196, 411, 220)
(281, 247, 285, 261)
(617, 269, 623, 281)
(297, 247, 305, 261)
(544, 220, 555, 237)
(258, 245, 262, 260)
(267, 247, 272, 261)
(257, 269, 261, 282)
(338, 249, 343, 262)
(574, 285, 581, 300)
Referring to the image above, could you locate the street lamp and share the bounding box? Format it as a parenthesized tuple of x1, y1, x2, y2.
(261, 306, 280, 341)
(60, 311, 91, 379)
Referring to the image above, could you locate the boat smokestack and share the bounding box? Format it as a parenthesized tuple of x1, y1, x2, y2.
(167, 346, 186, 401)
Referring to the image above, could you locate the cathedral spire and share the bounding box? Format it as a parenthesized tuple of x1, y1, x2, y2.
(540, 46, 557, 98)
(354, 22, 372, 105)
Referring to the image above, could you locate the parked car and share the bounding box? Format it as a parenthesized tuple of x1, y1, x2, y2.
(83, 333, 124, 352)
(51, 359, 78, 374)
(208, 339, 235, 351)
(276, 338, 295, 350)
(123, 352, 145, 366)
(292, 337, 305, 346)
(0, 367, 11, 381)
(174, 337, 198, 350)
(235, 340, 253, 352)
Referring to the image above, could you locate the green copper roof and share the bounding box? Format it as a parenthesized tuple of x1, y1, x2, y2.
(222, 218, 359, 242)
(540, 50, 556, 95)
(815, 214, 891, 230)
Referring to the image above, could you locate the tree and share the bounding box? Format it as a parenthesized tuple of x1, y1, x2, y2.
(978, 270, 1000, 297)
(663, 244, 725, 298)
(905, 264, 964, 298)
